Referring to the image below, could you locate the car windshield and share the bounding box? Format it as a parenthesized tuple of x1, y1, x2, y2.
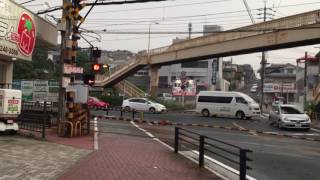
(280, 106, 303, 114)
(241, 94, 256, 103)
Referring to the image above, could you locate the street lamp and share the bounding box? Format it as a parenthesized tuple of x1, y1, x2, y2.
(147, 21, 159, 55)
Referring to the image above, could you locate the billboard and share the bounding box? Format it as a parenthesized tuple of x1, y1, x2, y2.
(264, 83, 296, 93)
(33, 80, 48, 101)
(172, 79, 197, 96)
(0, 0, 37, 61)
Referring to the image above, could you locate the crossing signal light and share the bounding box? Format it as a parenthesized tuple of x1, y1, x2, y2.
(83, 74, 95, 86)
(92, 49, 101, 58)
(92, 63, 101, 72)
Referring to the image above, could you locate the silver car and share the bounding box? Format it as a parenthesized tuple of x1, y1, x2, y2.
(269, 104, 311, 130)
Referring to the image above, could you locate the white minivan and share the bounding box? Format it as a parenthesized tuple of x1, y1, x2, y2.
(196, 91, 260, 119)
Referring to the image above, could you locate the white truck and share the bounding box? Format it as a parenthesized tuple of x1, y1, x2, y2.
(0, 89, 21, 133)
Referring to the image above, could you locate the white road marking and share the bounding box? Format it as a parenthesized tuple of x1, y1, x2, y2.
(264, 132, 319, 136)
(94, 117, 99, 150)
(311, 128, 320, 133)
(129, 121, 256, 180)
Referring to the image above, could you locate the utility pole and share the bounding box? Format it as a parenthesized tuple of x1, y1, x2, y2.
(259, 0, 267, 112)
(188, 23, 192, 39)
(58, 0, 71, 124)
(304, 51, 308, 111)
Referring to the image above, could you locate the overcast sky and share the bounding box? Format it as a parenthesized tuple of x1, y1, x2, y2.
(21, 0, 320, 73)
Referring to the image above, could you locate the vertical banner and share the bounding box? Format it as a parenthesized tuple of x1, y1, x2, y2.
(33, 80, 48, 101)
(211, 58, 219, 85)
(21, 80, 33, 101)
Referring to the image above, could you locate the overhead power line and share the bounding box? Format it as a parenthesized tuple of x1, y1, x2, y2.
(86, 0, 231, 14)
(37, 0, 174, 15)
(81, 26, 320, 35)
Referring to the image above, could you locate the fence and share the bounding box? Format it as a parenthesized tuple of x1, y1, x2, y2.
(174, 127, 252, 180)
(18, 101, 53, 138)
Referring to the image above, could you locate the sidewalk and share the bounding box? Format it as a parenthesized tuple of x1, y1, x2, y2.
(59, 133, 220, 180)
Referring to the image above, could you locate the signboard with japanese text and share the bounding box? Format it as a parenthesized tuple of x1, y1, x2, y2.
(211, 58, 219, 85)
(263, 83, 296, 93)
(33, 80, 48, 101)
(0, 0, 36, 61)
(21, 80, 33, 101)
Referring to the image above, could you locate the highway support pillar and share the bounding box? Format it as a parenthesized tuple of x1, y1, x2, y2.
(149, 65, 160, 97)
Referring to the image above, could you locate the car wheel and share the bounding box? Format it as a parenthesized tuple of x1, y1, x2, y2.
(8, 130, 17, 135)
(236, 111, 245, 120)
(125, 106, 131, 112)
(269, 116, 274, 126)
(201, 109, 210, 117)
(149, 107, 156, 114)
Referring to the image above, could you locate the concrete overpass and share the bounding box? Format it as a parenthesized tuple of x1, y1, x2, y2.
(95, 9, 320, 96)
(0, 0, 57, 87)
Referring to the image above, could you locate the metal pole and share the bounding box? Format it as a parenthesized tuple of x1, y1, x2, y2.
(147, 23, 151, 55)
(42, 101, 47, 139)
(304, 52, 308, 111)
(239, 149, 247, 180)
(260, 1, 267, 112)
(174, 127, 179, 153)
(199, 135, 205, 168)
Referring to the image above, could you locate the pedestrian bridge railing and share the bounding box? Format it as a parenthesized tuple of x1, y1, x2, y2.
(174, 127, 252, 180)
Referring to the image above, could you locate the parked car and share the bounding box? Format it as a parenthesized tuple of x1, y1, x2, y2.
(250, 85, 257, 93)
(88, 96, 109, 109)
(269, 104, 311, 130)
(196, 91, 260, 119)
(157, 93, 176, 101)
(122, 98, 167, 113)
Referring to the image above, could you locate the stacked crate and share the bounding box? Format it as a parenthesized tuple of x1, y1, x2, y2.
(62, 91, 89, 137)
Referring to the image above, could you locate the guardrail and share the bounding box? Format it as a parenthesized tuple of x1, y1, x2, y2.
(174, 127, 252, 180)
(18, 101, 52, 139)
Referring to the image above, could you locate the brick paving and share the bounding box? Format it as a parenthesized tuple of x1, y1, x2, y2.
(46, 128, 94, 150)
(0, 135, 90, 180)
(59, 134, 221, 180)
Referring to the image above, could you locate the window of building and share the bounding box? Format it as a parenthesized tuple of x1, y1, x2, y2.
(198, 96, 233, 103)
(287, 69, 294, 74)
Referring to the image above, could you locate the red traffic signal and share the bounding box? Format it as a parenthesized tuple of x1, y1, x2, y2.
(92, 63, 101, 72)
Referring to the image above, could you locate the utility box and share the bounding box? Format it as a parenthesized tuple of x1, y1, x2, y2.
(0, 89, 22, 117)
(66, 84, 89, 104)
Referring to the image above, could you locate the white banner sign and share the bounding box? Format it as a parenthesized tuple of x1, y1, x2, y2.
(264, 83, 296, 93)
(63, 64, 84, 74)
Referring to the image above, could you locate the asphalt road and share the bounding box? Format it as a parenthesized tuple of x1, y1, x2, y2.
(93, 110, 320, 180)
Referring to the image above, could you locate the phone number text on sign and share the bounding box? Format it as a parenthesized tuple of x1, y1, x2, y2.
(0, 45, 18, 56)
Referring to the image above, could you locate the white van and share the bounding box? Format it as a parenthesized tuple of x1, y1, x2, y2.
(196, 91, 260, 119)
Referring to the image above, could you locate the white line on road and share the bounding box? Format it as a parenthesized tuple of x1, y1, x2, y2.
(311, 128, 320, 133)
(130, 121, 257, 180)
(94, 117, 99, 150)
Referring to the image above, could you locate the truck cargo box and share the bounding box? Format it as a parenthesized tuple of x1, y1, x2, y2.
(0, 89, 22, 117)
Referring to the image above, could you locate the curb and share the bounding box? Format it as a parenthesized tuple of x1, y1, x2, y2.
(93, 115, 320, 142)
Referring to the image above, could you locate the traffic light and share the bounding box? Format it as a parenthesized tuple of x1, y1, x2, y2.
(92, 48, 101, 58)
(103, 64, 110, 72)
(92, 63, 102, 73)
(83, 74, 95, 86)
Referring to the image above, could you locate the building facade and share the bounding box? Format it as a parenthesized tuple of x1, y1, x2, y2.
(258, 63, 297, 104)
